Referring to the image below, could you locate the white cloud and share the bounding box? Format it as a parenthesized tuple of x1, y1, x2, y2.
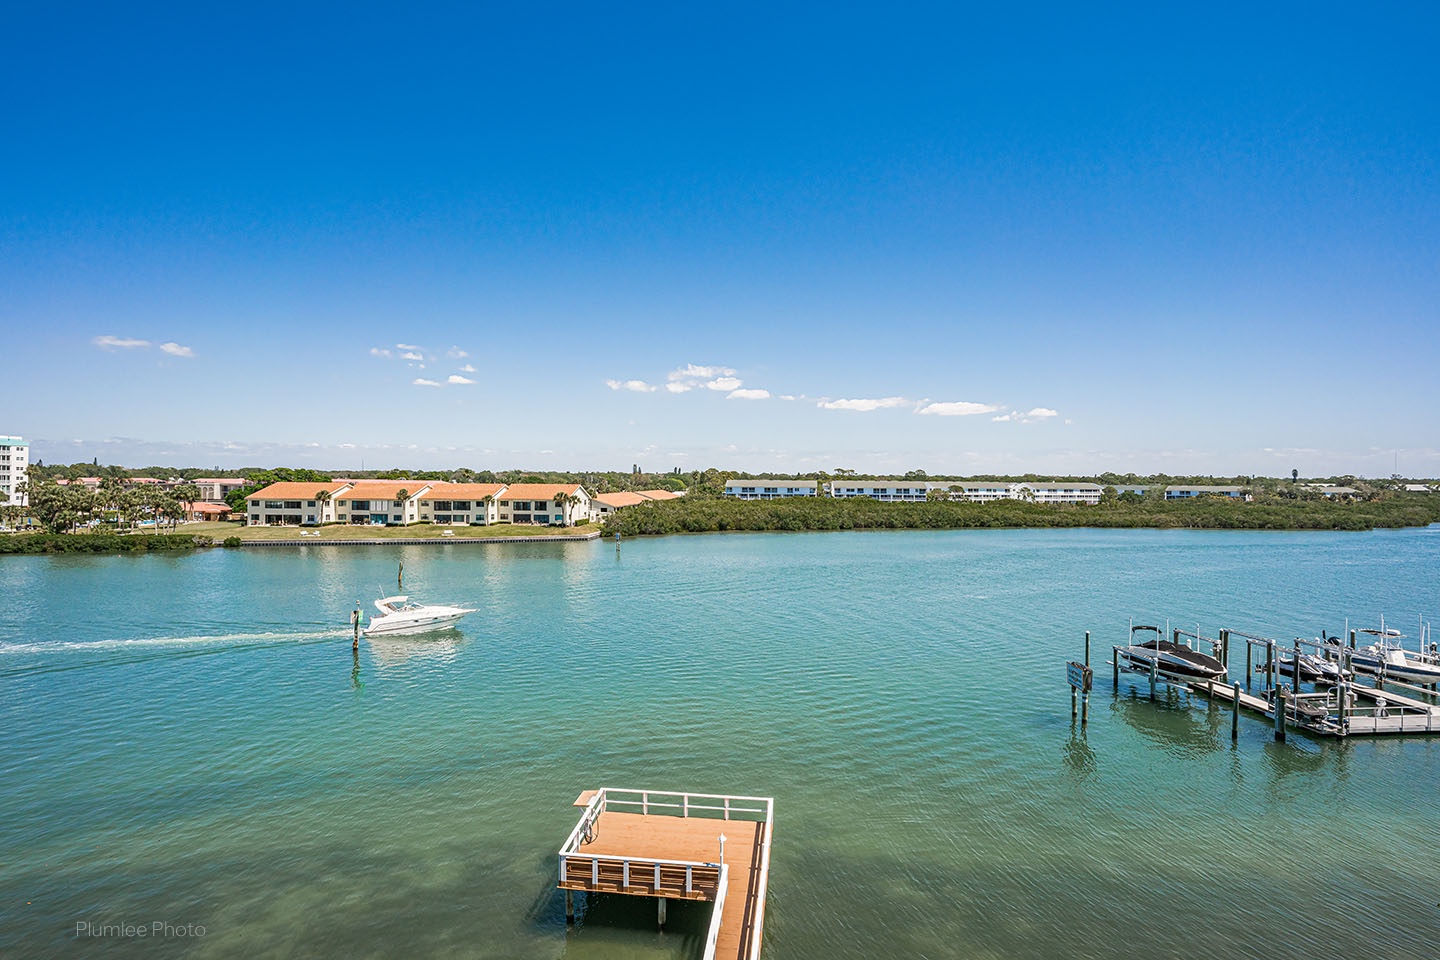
(159, 342, 195, 358)
(818, 397, 911, 412)
(93, 335, 151, 350)
(992, 406, 1060, 424)
(669, 363, 736, 381)
(396, 343, 422, 351)
(446, 346, 469, 359)
(447, 375, 475, 385)
(706, 376, 744, 391)
(413, 378, 441, 387)
(459, 363, 476, 373)
(727, 388, 771, 400)
(606, 379, 658, 393)
(369, 347, 393, 358)
(400, 351, 424, 361)
(915, 401, 1001, 417)
(665, 382, 692, 394)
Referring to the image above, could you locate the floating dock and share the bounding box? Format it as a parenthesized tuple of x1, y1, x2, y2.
(557, 787, 774, 960)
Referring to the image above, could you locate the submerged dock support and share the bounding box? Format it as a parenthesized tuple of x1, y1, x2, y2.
(657, 896, 667, 929)
(1232, 682, 1241, 741)
(1112, 647, 1119, 692)
(1274, 687, 1287, 742)
(565, 889, 575, 924)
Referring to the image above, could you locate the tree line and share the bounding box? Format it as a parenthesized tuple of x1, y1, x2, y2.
(8, 479, 203, 534)
(599, 491, 1440, 537)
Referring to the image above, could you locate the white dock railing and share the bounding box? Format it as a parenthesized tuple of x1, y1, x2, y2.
(699, 863, 730, 960)
(558, 787, 776, 960)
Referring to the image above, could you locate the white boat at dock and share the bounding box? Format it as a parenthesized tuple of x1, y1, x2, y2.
(1349, 629, 1440, 685)
(363, 595, 475, 636)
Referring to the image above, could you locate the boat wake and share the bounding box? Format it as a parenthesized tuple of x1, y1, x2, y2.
(0, 628, 351, 677)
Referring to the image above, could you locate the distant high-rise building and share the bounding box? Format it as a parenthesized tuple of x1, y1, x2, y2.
(0, 435, 30, 507)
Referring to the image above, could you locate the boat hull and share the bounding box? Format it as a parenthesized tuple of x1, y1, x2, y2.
(1117, 645, 1227, 682)
(364, 611, 472, 636)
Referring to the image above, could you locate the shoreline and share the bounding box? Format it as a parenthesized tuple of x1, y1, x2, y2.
(238, 531, 603, 546)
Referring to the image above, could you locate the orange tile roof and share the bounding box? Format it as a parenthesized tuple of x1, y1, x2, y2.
(635, 489, 683, 500)
(417, 483, 507, 501)
(332, 481, 432, 501)
(593, 492, 651, 508)
(247, 481, 352, 500)
(495, 483, 587, 502)
(185, 501, 233, 514)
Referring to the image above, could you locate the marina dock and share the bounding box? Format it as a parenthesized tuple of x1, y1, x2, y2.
(1100, 624, 1440, 740)
(558, 788, 774, 960)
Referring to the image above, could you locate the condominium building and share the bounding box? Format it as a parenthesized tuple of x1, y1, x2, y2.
(194, 478, 251, 502)
(416, 483, 506, 525)
(1013, 482, 1104, 505)
(723, 480, 819, 500)
(494, 484, 592, 526)
(246, 482, 354, 526)
(0, 436, 29, 508)
(1165, 485, 1249, 500)
(826, 481, 931, 502)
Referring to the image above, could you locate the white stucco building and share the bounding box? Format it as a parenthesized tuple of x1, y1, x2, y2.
(0, 436, 29, 508)
(724, 480, 819, 500)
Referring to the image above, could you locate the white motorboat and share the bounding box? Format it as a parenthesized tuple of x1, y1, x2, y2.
(1116, 624, 1227, 682)
(363, 595, 475, 636)
(1350, 637, 1440, 685)
(1278, 645, 1350, 683)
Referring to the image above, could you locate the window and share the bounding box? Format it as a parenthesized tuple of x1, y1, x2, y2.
(350, 500, 370, 511)
(284, 501, 302, 509)
(264, 500, 283, 509)
(452, 501, 470, 510)
(435, 515, 451, 524)
(307, 500, 316, 507)
(432, 501, 453, 511)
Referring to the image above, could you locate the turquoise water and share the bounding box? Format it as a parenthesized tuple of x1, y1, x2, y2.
(3, 528, 1440, 959)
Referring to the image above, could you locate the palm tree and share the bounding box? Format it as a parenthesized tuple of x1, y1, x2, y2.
(394, 489, 410, 525)
(478, 494, 493, 525)
(315, 489, 332, 525)
(552, 491, 573, 525)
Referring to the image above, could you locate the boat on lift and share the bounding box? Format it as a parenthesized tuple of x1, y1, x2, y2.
(363, 595, 475, 636)
(1116, 624, 1227, 681)
(1278, 643, 1350, 683)
(1350, 627, 1440, 685)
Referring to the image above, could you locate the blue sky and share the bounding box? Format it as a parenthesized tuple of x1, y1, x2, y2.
(4, 3, 1437, 476)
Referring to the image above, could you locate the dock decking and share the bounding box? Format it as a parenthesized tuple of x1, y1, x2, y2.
(558, 788, 774, 960)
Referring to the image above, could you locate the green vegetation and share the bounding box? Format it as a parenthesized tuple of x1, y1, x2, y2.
(0, 533, 202, 554)
(600, 492, 1440, 537)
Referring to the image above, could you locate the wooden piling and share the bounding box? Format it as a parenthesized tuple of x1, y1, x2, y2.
(1112, 647, 1119, 692)
(1071, 687, 1078, 721)
(657, 896, 667, 928)
(1220, 628, 1230, 670)
(1274, 687, 1286, 742)
(351, 605, 361, 650)
(1232, 682, 1241, 741)
(1245, 640, 1252, 690)
(1149, 655, 1158, 701)
(565, 889, 574, 924)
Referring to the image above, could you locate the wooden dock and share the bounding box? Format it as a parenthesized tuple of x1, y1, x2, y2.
(558, 788, 774, 960)
(1186, 677, 1440, 736)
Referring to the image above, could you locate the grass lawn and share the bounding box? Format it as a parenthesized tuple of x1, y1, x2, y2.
(180, 521, 601, 541)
